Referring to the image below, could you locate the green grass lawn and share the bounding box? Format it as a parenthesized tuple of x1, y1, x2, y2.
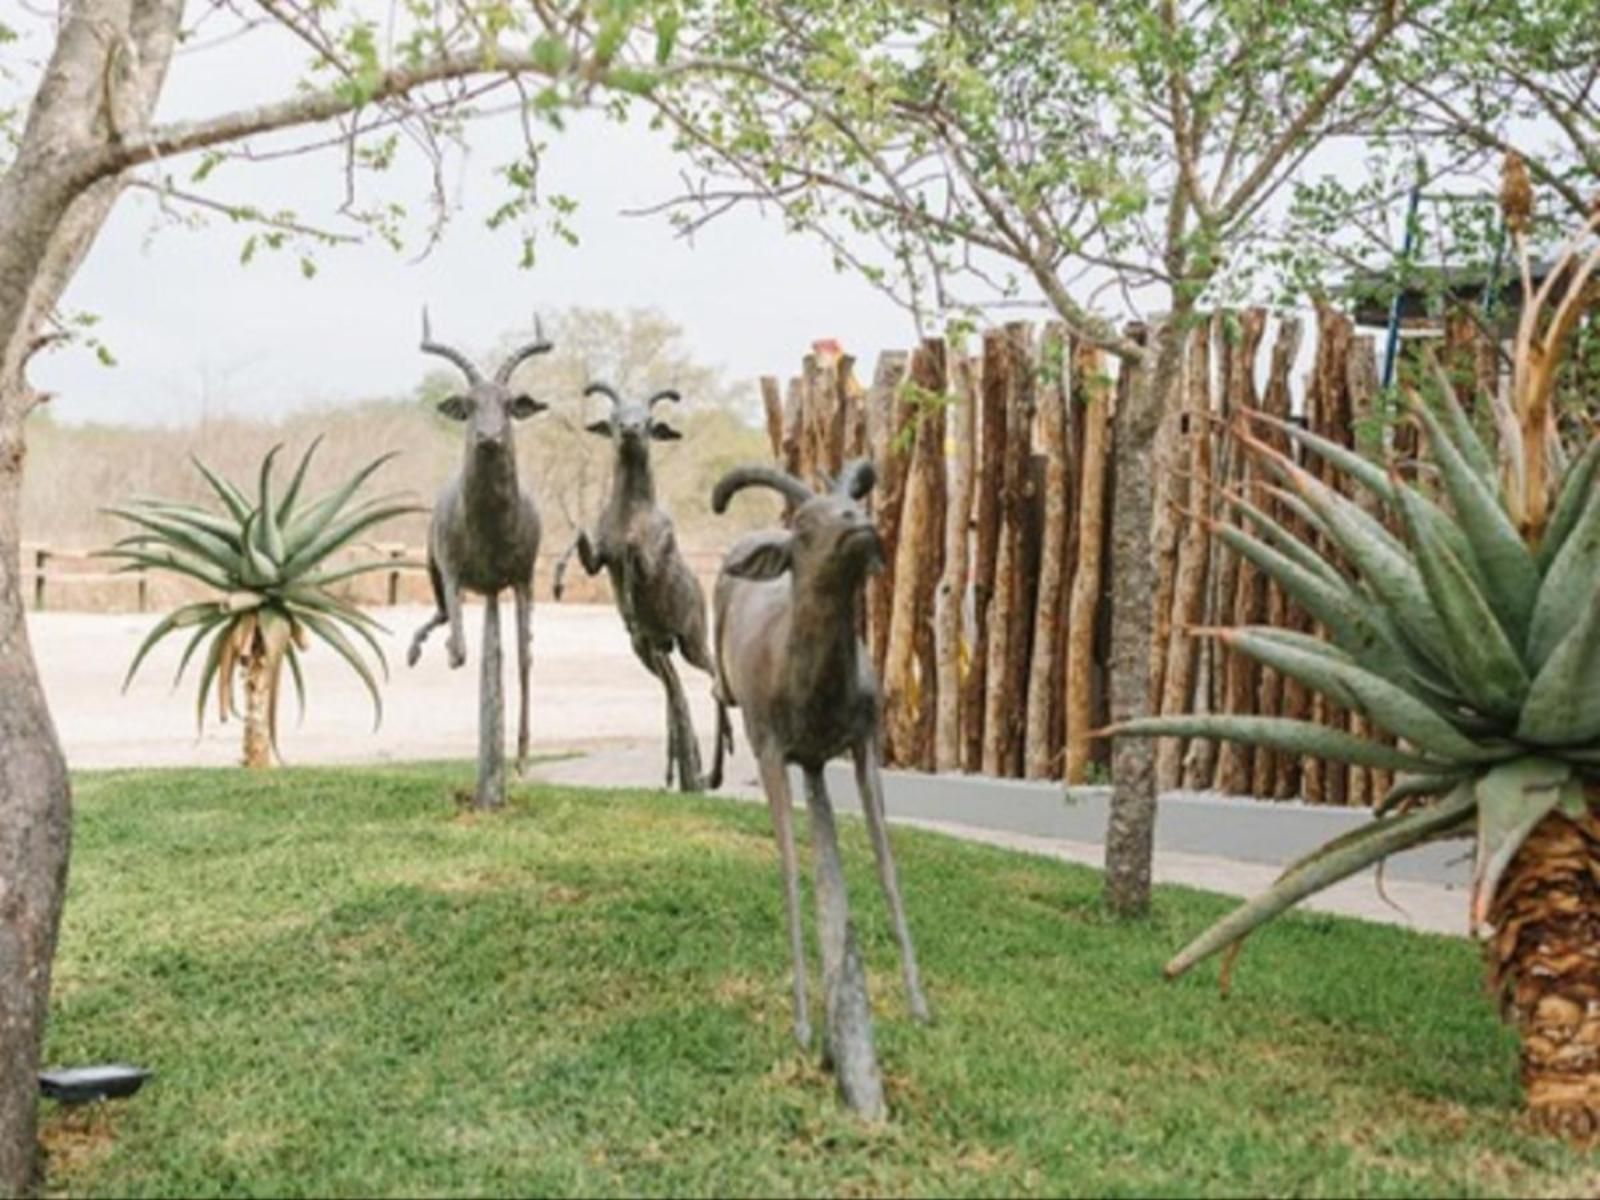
(40, 764, 1596, 1197)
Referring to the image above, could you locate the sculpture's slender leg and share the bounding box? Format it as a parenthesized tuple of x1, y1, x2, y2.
(408, 559, 448, 667)
(444, 574, 468, 670)
(514, 580, 533, 776)
(803, 767, 885, 1119)
(657, 654, 703, 792)
(757, 747, 812, 1051)
(475, 591, 505, 809)
(853, 734, 930, 1022)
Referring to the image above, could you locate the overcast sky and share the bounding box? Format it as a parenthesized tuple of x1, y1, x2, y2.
(14, 11, 925, 428)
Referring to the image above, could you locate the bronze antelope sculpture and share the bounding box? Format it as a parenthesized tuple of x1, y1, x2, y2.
(407, 310, 552, 808)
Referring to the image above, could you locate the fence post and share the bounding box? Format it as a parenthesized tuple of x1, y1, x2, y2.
(136, 566, 148, 613)
(33, 548, 49, 611)
(387, 545, 407, 606)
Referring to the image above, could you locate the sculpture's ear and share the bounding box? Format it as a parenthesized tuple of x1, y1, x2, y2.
(509, 394, 548, 420)
(585, 418, 613, 437)
(650, 421, 682, 441)
(437, 394, 471, 421)
(723, 532, 792, 581)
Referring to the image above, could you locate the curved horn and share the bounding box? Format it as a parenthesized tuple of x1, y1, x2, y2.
(583, 382, 624, 409)
(420, 308, 482, 385)
(711, 465, 815, 514)
(494, 313, 555, 384)
(648, 389, 682, 408)
(834, 458, 877, 500)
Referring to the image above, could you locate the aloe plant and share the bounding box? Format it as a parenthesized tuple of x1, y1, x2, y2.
(1109, 205, 1600, 1135)
(103, 439, 420, 768)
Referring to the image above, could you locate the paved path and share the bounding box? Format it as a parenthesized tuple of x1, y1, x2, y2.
(29, 605, 1465, 938)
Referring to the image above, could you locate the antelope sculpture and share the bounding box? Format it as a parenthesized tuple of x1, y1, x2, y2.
(407, 311, 552, 808)
(708, 459, 930, 1119)
(552, 382, 718, 791)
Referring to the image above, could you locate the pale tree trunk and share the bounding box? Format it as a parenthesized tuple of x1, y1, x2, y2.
(241, 648, 272, 769)
(1103, 309, 1190, 918)
(0, 3, 183, 1190)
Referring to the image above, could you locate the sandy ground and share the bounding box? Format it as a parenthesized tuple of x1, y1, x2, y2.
(29, 602, 729, 771)
(28, 603, 1461, 935)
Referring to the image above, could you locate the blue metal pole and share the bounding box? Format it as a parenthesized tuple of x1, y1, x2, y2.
(1381, 172, 1425, 390)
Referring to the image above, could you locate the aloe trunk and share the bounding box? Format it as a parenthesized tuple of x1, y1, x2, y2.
(1491, 801, 1600, 1136)
(241, 644, 273, 769)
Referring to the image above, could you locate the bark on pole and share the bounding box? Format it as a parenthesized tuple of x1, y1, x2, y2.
(1156, 322, 1212, 790)
(1254, 317, 1303, 799)
(935, 348, 977, 773)
(963, 334, 1008, 772)
(882, 342, 944, 765)
(998, 323, 1039, 777)
(1064, 343, 1110, 784)
(1215, 308, 1268, 794)
(864, 351, 910, 683)
(1103, 316, 1185, 918)
(760, 376, 785, 460)
(1025, 325, 1070, 778)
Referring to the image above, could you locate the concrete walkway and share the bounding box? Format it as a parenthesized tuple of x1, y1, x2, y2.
(30, 604, 1466, 939)
(529, 739, 1466, 938)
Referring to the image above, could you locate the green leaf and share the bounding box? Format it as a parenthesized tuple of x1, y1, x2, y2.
(189, 455, 252, 525)
(1165, 782, 1477, 978)
(1518, 584, 1600, 746)
(1212, 627, 1504, 764)
(294, 609, 384, 729)
(1537, 436, 1600, 570)
(1471, 757, 1573, 928)
(1392, 485, 1528, 718)
(1106, 714, 1452, 772)
(1408, 397, 1539, 643)
(276, 435, 324, 526)
(1528, 480, 1600, 667)
(122, 602, 222, 691)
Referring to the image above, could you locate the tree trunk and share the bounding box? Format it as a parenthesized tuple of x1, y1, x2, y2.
(760, 376, 785, 459)
(934, 351, 976, 772)
(0, 395, 72, 1198)
(241, 644, 273, 769)
(998, 323, 1039, 777)
(865, 352, 910, 688)
(1490, 806, 1600, 1136)
(1025, 325, 1070, 778)
(1103, 314, 1186, 919)
(1063, 344, 1110, 784)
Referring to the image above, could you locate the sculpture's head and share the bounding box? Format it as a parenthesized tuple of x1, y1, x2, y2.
(420, 309, 552, 455)
(581, 383, 683, 463)
(711, 459, 884, 588)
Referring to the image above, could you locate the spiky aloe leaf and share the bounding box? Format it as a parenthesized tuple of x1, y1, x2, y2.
(189, 456, 252, 525)
(1102, 715, 1452, 772)
(122, 601, 221, 691)
(101, 508, 240, 575)
(283, 641, 307, 726)
(295, 559, 411, 589)
(1218, 490, 1344, 587)
(281, 500, 422, 579)
(1470, 757, 1574, 928)
(193, 623, 230, 732)
(275, 435, 323, 527)
(282, 451, 401, 559)
(255, 444, 287, 565)
(1393, 484, 1528, 719)
(1377, 771, 1474, 816)
(1537, 436, 1600, 570)
(1527, 481, 1600, 667)
(1419, 347, 1499, 488)
(293, 608, 384, 728)
(1407, 394, 1540, 642)
(1518, 585, 1600, 746)
(1206, 627, 1507, 764)
(99, 547, 232, 593)
(1165, 782, 1477, 978)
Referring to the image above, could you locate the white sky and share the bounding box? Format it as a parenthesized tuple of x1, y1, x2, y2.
(11, 10, 923, 427)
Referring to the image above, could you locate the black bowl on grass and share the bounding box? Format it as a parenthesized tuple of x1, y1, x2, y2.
(38, 1065, 153, 1105)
